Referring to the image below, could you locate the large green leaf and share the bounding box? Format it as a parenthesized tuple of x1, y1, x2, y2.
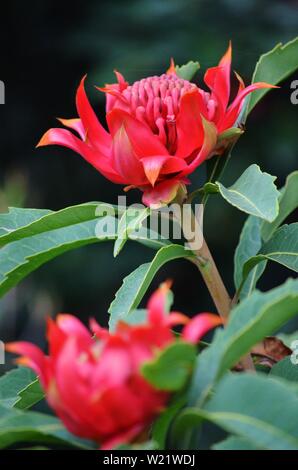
(242, 223, 298, 284)
(247, 37, 298, 115)
(0, 216, 117, 298)
(108, 244, 194, 330)
(0, 403, 93, 449)
(188, 279, 298, 406)
(233, 215, 266, 298)
(0, 367, 38, 408)
(0, 203, 121, 247)
(172, 374, 298, 450)
(0, 205, 167, 299)
(262, 171, 298, 242)
(142, 342, 197, 391)
(216, 164, 279, 222)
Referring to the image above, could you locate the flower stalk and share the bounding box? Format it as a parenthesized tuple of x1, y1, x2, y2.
(179, 206, 255, 371)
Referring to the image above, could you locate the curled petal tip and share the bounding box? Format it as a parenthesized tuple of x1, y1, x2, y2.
(36, 131, 50, 148)
(182, 313, 223, 344)
(220, 41, 232, 66)
(167, 58, 176, 75)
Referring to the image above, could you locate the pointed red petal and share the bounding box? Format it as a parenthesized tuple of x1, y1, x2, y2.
(175, 89, 207, 158)
(6, 341, 47, 381)
(182, 116, 217, 175)
(56, 314, 91, 339)
(182, 313, 222, 344)
(76, 75, 111, 152)
(56, 118, 86, 140)
(36, 128, 125, 184)
(147, 281, 172, 325)
(204, 42, 232, 114)
(219, 82, 278, 131)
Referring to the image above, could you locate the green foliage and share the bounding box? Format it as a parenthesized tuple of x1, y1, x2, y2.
(15, 379, 44, 411)
(242, 223, 298, 283)
(0, 403, 93, 449)
(0, 205, 167, 300)
(175, 61, 200, 80)
(188, 279, 298, 406)
(172, 374, 298, 450)
(234, 215, 266, 298)
(108, 244, 194, 330)
(216, 164, 280, 222)
(262, 171, 298, 241)
(234, 171, 298, 298)
(247, 37, 298, 114)
(0, 367, 40, 408)
(142, 342, 197, 391)
(152, 395, 186, 449)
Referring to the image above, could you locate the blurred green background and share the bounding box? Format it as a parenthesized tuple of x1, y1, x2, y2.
(0, 0, 297, 349)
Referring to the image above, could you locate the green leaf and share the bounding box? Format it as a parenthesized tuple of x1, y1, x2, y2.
(142, 342, 196, 391)
(0, 202, 121, 248)
(188, 279, 298, 406)
(175, 61, 200, 81)
(262, 171, 298, 242)
(0, 205, 167, 299)
(15, 379, 44, 410)
(113, 206, 150, 257)
(234, 215, 266, 298)
(0, 403, 94, 449)
(0, 208, 51, 240)
(247, 37, 298, 115)
(173, 374, 298, 450)
(270, 357, 298, 382)
(152, 395, 186, 449)
(0, 367, 38, 408)
(108, 244, 194, 330)
(242, 223, 298, 283)
(213, 436, 259, 450)
(0, 215, 117, 299)
(216, 164, 280, 222)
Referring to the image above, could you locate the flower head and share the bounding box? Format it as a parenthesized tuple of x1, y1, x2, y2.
(37, 43, 274, 207)
(6, 283, 221, 449)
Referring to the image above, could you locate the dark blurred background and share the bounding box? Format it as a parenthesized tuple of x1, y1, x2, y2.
(0, 0, 297, 349)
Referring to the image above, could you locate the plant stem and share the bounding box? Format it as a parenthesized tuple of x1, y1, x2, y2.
(178, 206, 255, 371)
(190, 239, 231, 320)
(179, 207, 231, 321)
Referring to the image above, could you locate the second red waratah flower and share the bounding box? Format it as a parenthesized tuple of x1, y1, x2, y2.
(6, 283, 221, 450)
(37, 43, 274, 207)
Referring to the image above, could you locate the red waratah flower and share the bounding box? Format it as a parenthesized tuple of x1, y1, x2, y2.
(6, 283, 221, 449)
(37, 42, 274, 207)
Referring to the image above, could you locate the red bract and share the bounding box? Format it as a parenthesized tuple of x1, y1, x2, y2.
(6, 283, 221, 449)
(37, 43, 274, 207)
